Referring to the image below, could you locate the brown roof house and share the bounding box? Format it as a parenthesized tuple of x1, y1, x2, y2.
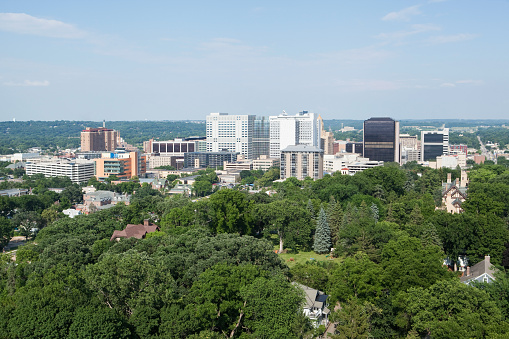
(110, 220, 159, 241)
(460, 255, 498, 285)
(293, 282, 330, 327)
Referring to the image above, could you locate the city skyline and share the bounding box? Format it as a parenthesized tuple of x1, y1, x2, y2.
(1, 1, 508, 121)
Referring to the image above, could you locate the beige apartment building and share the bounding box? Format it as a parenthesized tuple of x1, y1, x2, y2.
(280, 145, 323, 180)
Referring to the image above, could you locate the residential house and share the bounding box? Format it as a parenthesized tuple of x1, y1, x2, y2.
(461, 255, 498, 284)
(110, 220, 159, 241)
(293, 282, 330, 327)
(441, 171, 468, 214)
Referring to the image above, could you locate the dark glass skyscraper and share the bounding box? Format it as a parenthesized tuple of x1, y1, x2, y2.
(363, 117, 400, 163)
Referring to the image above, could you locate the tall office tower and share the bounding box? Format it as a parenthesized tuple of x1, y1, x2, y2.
(81, 127, 119, 152)
(421, 128, 449, 161)
(269, 110, 319, 158)
(317, 115, 335, 155)
(206, 113, 256, 159)
(253, 116, 270, 159)
(363, 117, 400, 163)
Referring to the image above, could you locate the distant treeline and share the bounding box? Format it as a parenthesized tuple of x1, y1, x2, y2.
(0, 120, 206, 153)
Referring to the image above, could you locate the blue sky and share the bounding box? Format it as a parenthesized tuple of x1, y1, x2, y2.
(1, 0, 508, 121)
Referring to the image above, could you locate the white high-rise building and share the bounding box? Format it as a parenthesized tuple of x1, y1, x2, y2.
(269, 111, 319, 158)
(206, 113, 256, 159)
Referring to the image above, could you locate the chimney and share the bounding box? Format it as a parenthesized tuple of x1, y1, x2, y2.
(485, 255, 490, 264)
(466, 266, 471, 276)
(447, 173, 451, 184)
(144, 219, 149, 226)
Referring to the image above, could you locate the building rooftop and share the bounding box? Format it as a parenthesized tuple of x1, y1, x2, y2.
(281, 145, 323, 153)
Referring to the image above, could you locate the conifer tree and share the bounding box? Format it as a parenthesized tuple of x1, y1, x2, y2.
(327, 197, 343, 245)
(370, 203, 379, 224)
(307, 199, 315, 220)
(313, 207, 332, 254)
(421, 222, 443, 250)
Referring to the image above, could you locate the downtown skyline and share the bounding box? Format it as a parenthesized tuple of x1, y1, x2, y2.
(1, 0, 508, 121)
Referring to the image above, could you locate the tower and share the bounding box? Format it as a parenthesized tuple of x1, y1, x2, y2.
(363, 117, 400, 163)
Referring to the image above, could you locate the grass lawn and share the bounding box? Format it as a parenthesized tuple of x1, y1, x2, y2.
(277, 249, 339, 268)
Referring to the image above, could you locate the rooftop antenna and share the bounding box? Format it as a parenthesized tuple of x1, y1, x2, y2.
(282, 110, 287, 116)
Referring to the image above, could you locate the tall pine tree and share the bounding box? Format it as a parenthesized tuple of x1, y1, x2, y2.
(314, 207, 332, 254)
(327, 196, 343, 246)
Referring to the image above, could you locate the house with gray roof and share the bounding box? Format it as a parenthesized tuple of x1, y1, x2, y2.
(293, 282, 330, 327)
(460, 255, 498, 284)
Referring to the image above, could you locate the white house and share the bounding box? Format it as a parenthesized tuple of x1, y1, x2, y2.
(293, 282, 330, 327)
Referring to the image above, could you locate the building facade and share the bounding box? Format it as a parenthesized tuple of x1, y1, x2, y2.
(318, 115, 335, 155)
(26, 160, 95, 183)
(323, 154, 383, 175)
(421, 129, 449, 161)
(81, 127, 119, 152)
(253, 116, 271, 160)
(252, 155, 280, 171)
(269, 111, 319, 158)
(363, 117, 400, 163)
(94, 151, 146, 180)
(206, 113, 256, 159)
(280, 145, 323, 180)
(184, 152, 238, 169)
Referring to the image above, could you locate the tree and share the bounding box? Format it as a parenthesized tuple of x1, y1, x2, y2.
(405, 279, 509, 338)
(208, 189, 252, 235)
(86, 249, 176, 317)
(331, 299, 381, 339)
(11, 211, 43, 240)
(381, 235, 452, 293)
(328, 252, 383, 302)
(240, 274, 305, 338)
(314, 207, 331, 254)
(255, 199, 311, 253)
(0, 216, 14, 251)
(327, 196, 343, 246)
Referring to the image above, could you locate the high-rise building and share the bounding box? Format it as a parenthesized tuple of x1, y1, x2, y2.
(280, 145, 323, 180)
(253, 116, 270, 159)
(206, 113, 256, 159)
(317, 115, 335, 155)
(269, 111, 319, 158)
(363, 117, 400, 163)
(421, 129, 449, 161)
(81, 127, 119, 152)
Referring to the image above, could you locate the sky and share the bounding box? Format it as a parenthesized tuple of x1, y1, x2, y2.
(1, 0, 508, 121)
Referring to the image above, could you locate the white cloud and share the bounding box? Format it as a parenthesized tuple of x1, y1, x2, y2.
(0, 13, 86, 38)
(3, 80, 50, 87)
(382, 5, 421, 21)
(376, 24, 441, 41)
(427, 33, 478, 44)
(440, 82, 456, 87)
(456, 79, 484, 85)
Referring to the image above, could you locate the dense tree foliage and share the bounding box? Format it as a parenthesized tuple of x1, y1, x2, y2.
(1, 159, 509, 337)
